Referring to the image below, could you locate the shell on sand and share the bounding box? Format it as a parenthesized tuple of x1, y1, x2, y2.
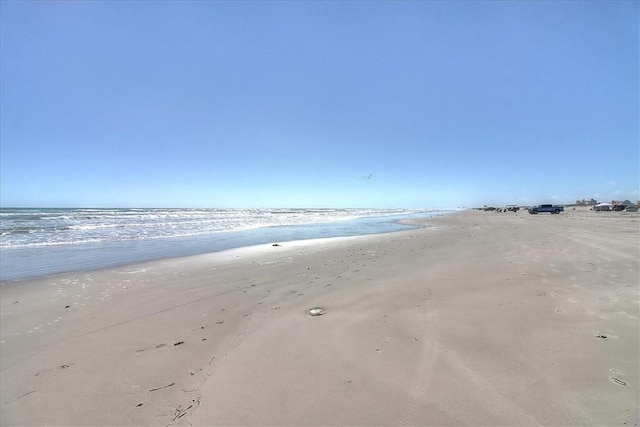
(308, 308, 326, 316)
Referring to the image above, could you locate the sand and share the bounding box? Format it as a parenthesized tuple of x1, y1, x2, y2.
(1, 208, 638, 426)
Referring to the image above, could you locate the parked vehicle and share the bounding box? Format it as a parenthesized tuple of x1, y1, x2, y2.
(594, 203, 613, 211)
(528, 204, 564, 214)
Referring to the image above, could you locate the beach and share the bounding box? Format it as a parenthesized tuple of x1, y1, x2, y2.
(1, 208, 638, 426)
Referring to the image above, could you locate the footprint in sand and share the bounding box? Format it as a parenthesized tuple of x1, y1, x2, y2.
(34, 363, 75, 378)
(136, 343, 167, 354)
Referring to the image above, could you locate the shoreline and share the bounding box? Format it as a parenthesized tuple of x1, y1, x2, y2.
(1, 209, 638, 425)
(0, 210, 447, 282)
(0, 234, 378, 287)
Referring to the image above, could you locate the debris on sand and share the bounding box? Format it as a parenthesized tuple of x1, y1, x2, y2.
(308, 308, 326, 316)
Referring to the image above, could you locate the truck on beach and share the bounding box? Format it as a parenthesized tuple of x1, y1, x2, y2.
(528, 204, 564, 214)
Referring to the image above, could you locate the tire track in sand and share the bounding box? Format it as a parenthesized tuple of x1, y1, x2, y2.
(399, 310, 539, 426)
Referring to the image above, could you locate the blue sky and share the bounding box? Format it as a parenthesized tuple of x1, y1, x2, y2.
(1, 1, 638, 208)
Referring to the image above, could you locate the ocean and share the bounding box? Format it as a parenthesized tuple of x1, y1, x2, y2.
(0, 208, 447, 281)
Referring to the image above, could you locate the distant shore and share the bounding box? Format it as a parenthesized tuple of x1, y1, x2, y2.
(1, 208, 638, 425)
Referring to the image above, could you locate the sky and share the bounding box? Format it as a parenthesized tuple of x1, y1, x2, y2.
(1, 0, 638, 209)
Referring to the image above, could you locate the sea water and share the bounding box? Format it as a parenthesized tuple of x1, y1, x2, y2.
(0, 208, 446, 281)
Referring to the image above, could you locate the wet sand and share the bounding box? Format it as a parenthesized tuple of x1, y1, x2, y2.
(1, 208, 638, 426)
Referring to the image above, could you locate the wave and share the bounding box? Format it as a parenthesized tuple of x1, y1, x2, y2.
(0, 208, 435, 250)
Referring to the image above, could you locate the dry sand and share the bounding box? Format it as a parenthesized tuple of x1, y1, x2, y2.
(1, 209, 638, 426)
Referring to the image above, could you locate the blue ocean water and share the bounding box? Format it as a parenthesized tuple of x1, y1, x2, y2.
(0, 208, 446, 281)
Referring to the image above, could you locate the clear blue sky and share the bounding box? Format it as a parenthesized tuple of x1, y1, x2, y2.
(1, 1, 638, 208)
